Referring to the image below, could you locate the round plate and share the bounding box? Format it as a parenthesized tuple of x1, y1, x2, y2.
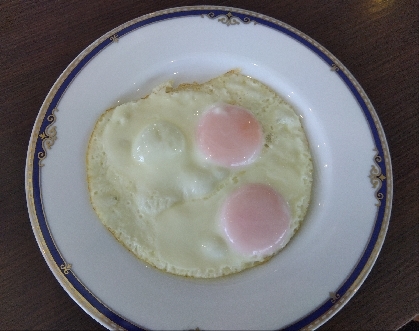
(25, 6, 392, 330)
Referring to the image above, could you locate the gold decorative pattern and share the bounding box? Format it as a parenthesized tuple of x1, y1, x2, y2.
(38, 107, 58, 167)
(329, 292, 341, 304)
(60, 262, 72, 275)
(202, 11, 257, 26)
(331, 63, 340, 71)
(369, 148, 386, 206)
(110, 34, 119, 43)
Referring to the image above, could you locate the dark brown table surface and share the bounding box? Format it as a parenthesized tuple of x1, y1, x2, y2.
(1, 1, 418, 330)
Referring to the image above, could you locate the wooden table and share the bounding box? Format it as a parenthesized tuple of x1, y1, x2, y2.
(1, 1, 417, 330)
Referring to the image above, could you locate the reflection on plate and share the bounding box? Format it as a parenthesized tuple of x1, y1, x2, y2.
(25, 6, 392, 330)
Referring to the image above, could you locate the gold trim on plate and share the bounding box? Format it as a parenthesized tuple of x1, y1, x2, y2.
(369, 148, 387, 207)
(202, 11, 257, 26)
(38, 107, 58, 167)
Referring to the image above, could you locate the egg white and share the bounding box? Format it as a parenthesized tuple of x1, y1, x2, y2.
(87, 70, 313, 278)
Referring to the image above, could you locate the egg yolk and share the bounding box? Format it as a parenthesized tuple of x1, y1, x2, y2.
(221, 184, 291, 256)
(196, 104, 263, 167)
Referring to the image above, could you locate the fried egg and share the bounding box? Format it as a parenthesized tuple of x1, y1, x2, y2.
(87, 70, 313, 278)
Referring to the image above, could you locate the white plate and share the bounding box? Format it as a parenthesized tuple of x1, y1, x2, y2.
(26, 6, 392, 330)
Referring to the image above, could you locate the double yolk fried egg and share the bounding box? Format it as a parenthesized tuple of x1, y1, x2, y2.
(87, 70, 313, 278)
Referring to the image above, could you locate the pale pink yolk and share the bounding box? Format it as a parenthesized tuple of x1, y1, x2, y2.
(196, 104, 263, 167)
(221, 184, 291, 256)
